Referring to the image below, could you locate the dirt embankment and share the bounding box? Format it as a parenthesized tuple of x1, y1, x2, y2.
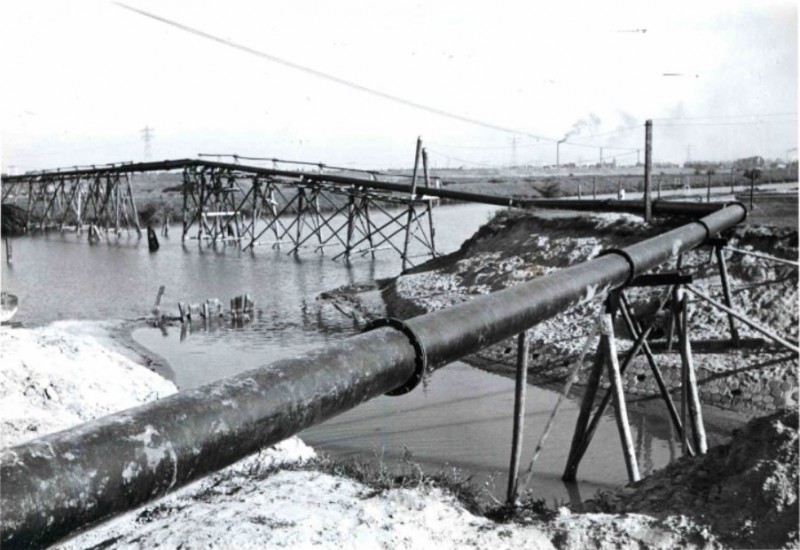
(580, 409, 798, 549)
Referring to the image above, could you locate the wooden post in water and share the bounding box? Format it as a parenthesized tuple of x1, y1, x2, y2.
(4, 238, 11, 266)
(344, 190, 356, 260)
(147, 225, 159, 252)
(507, 331, 529, 504)
(618, 293, 689, 450)
(601, 313, 641, 483)
(177, 302, 186, 323)
(152, 286, 165, 317)
(563, 324, 606, 481)
(676, 287, 707, 454)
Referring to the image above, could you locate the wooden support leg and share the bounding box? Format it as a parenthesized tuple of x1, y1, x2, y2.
(4, 237, 12, 266)
(601, 313, 641, 483)
(401, 205, 414, 271)
(363, 199, 376, 259)
(666, 254, 684, 352)
(562, 337, 605, 482)
(565, 291, 691, 476)
(618, 293, 692, 454)
(344, 192, 356, 260)
(715, 246, 740, 347)
(677, 288, 707, 454)
(426, 200, 437, 257)
(506, 331, 529, 505)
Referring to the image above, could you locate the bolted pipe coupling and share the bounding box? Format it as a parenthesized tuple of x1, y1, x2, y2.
(598, 248, 637, 286)
(363, 318, 427, 395)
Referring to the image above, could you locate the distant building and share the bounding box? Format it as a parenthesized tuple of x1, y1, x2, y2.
(733, 156, 765, 171)
(684, 161, 723, 172)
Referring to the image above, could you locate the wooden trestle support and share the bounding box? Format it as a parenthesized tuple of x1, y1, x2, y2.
(1, 169, 141, 237)
(180, 164, 437, 269)
(555, 236, 793, 485)
(560, 272, 709, 485)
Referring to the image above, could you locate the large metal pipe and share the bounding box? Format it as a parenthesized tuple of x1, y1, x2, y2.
(1, 203, 746, 548)
(523, 198, 739, 218)
(2, 159, 741, 216)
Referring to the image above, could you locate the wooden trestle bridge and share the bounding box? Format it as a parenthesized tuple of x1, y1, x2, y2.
(1, 145, 738, 270)
(1, 149, 460, 269)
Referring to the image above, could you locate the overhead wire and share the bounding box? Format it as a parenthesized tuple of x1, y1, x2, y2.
(653, 112, 797, 122)
(425, 149, 506, 168)
(112, 3, 648, 157)
(113, 2, 558, 144)
(656, 119, 797, 128)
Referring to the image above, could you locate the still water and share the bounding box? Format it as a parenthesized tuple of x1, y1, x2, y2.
(2, 203, 688, 504)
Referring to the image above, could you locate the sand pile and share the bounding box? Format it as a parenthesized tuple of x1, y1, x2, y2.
(0, 321, 177, 447)
(583, 409, 798, 549)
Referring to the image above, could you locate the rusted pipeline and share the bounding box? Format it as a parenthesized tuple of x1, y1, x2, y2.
(3, 159, 739, 217)
(1, 330, 418, 549)
(523, 198, 742, 218)
(0, 203, 746, 549)
(405, 203, 746, 367)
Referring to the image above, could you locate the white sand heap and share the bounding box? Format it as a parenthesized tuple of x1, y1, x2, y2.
(0, 321, 177, 448)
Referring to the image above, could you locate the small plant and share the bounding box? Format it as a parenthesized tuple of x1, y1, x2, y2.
(485, 491, 555, 523)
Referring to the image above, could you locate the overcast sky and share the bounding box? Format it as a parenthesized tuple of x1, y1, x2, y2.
(1, 0, 797, 171)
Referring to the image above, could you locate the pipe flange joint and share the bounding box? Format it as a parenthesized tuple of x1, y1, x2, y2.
(363, 317, 427, 396)
(725, 200, 749, 221)
(695, 219, 712, 241)
(599, 248, 637, 286)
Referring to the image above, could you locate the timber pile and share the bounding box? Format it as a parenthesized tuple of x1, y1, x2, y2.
(1, 204, 27, 236)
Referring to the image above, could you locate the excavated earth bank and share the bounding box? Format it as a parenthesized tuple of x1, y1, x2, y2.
(579, 409, 798, 549)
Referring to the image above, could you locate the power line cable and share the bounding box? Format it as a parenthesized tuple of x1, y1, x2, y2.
(655, 119, 797, 128)
(566, 125, 643, 140)
(430, 139, 544, 151)
(425, 149, 505, 168)
(653, 112, 797, 122)
(114, 2, 558, 143)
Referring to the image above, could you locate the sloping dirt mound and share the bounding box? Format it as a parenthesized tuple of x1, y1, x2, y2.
(583, 409, 798, 548)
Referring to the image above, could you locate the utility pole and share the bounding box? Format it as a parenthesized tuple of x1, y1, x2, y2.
(510, 136, 518, 167)
(557, 140, 566, 168)
(141, 126, 154, 161)
(644, 120, 653, 223)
